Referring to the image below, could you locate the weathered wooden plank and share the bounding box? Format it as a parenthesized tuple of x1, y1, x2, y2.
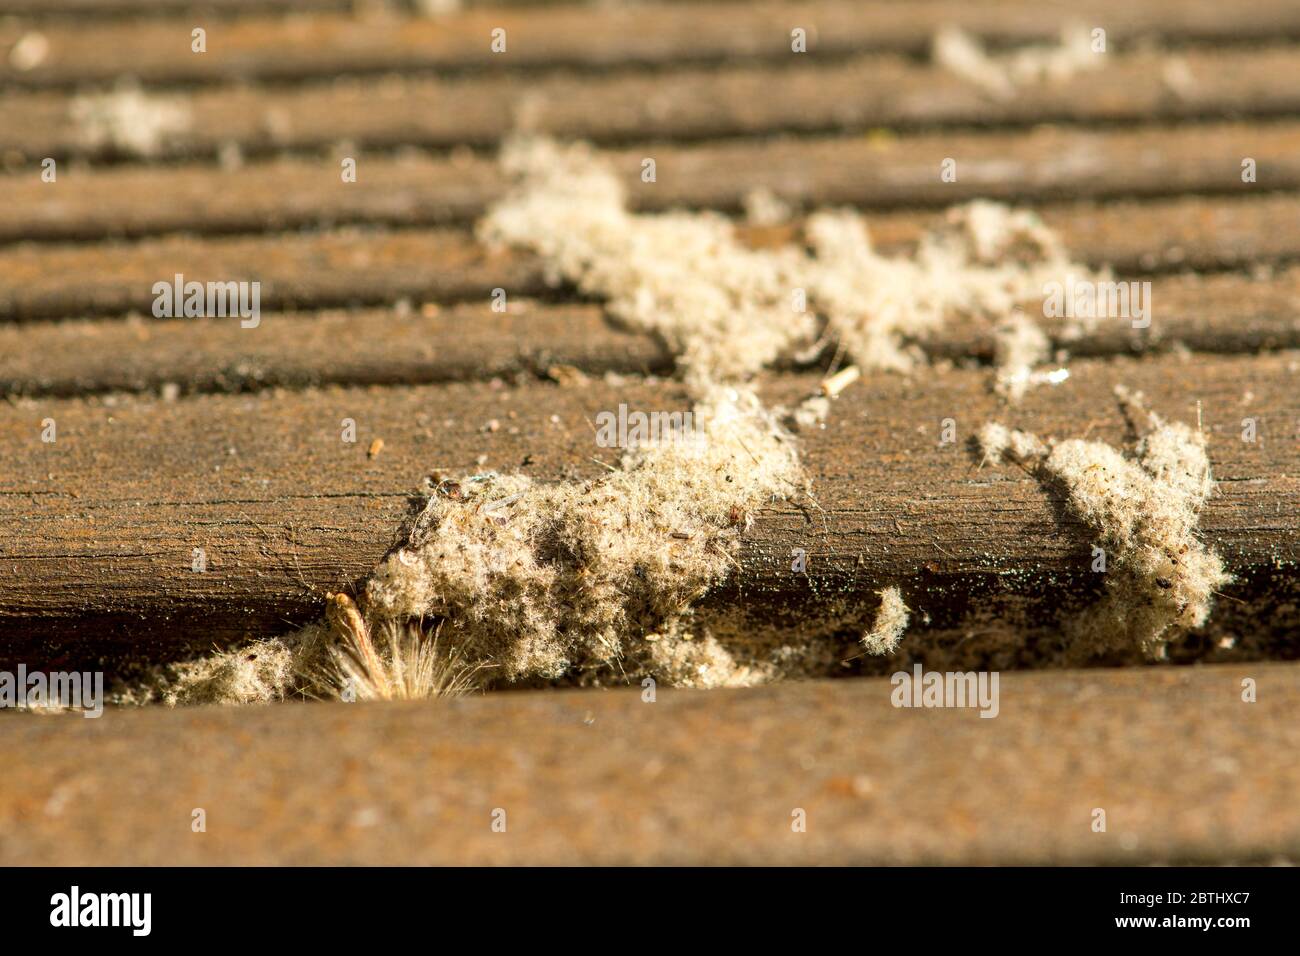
(4, 121, 1294, 247)
(0, 228, 540, 321)
(3, 270, 1299, 397)
(8, 46, 1300, 163)
(6, 1, 1300, 88)
(0, 0, 354, 17)
(0, 301, 673, 396)
(3, 663, 1298, 865)
(1, 352, 1295, 670)
(5, 191, 1300, 321)
(0, 0, 706, 16)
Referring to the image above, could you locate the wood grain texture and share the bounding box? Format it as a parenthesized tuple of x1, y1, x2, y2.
(6, 191, 1300, 321)
(3, 663, 1298, 865)
(7, 1, 1300, 89)
(1, 352, 1296, 671)
(3, 270, 1299, 397)
(6, 121, 1297, 245)
(0, 228, 538, 321)
(0, 0, 354, 17)
(8, 46, 1300, 163)
(0, 301, 671, 396)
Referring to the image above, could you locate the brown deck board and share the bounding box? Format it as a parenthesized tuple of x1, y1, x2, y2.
(7, 46, 1300, 163)
(0, 0, 354, 16)
(3, 270, 1299, 397)
(3, 662, 1297, 865)
(0, 352, 1295, 669)
(5, 121, 1296, 246)
(6, 191, 1300, 321)
(7, 1, 1300, 89)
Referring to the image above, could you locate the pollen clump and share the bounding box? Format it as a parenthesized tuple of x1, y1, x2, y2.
(979, 388, 1230, 659)
(70, 82, 192, 158)
(364, 385, 803, 683)
(860, 586, 911, 656)
(933, 24, 1104, 101)
(112, 629, 320, 707)
(480, 137, 1096, 393)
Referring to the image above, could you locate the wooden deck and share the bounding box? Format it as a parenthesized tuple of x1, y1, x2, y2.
(0, 0, 1296, 864)
(6, 663, 1298, 866)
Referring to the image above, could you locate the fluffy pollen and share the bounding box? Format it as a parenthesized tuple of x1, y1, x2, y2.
(981, 389, 1230, 658)
(70, 83, 192, 157)
(479, 137, 815, 387)
(861, 586, 911, 655)
(933, 24, 1104, 101)
(481, 137, 1094, 393)
(364, 385, 802, 683)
